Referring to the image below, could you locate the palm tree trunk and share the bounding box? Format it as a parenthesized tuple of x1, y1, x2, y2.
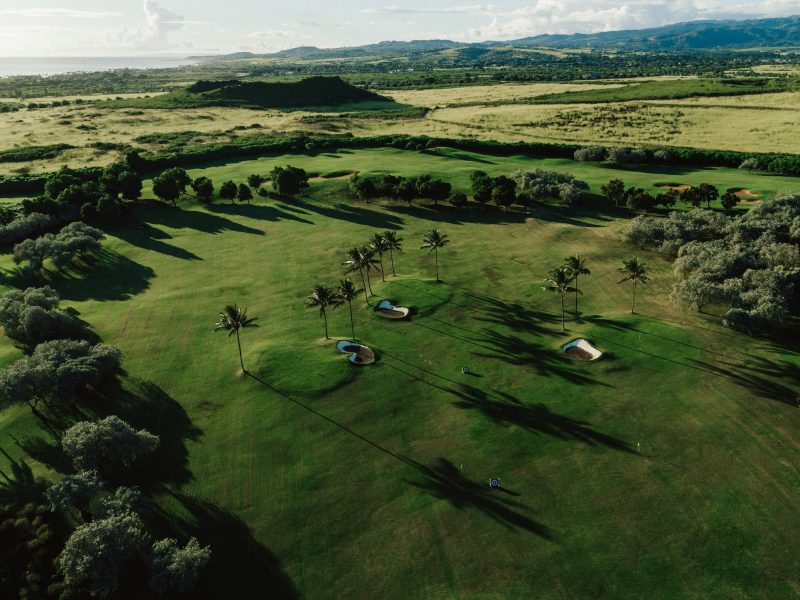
(434, 249, 439, 282)
(390, 249, 396, 276)
(348, 300, 355, 339)
(235, 330, 245, 372)
(365, 268, 374, 296)
(323, 309, 329, 339)
(575, 275, 579, 314)
(358, 269, 369, 304)
(379, 254, 385, 282)
(560, 294, 565, 331)
(631, 280, 636, 314)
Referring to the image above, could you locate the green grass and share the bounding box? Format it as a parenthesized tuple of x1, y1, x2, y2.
(0, 148, 798, 599)
(531, 78, 794, 104)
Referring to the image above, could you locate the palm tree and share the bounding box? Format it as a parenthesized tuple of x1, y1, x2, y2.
(564, 255, 590, 315)
(214, 304, 258, 373)
(342, 246, 378, 303)
(305, 283, 337, 339)
(369, 232, 391, 282)
(617, 258, 650, 314)
(420, 229, 450, 282)
(383, 230, 403, 277)
(543, 267, 577, 332)
(333, 278, 362, 339)
(360, 246, 380, 296)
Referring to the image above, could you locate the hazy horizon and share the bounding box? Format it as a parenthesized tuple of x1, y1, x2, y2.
(2, 1, 800, 58)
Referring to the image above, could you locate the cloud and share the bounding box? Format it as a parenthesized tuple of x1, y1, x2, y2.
(362, 5, 496, 15)
(142, 0, 185, 44)
(0, 8, 122, 19)
(460, 0, 800, 40)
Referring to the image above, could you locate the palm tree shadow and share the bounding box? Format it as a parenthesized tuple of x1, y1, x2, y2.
(449, 385, 633, 452)
(690, 356, 800, 407)
(404, 457, 553, 539)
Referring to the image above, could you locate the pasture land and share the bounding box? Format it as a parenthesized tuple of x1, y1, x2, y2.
(6, 80, 800, 174)
(0, 148, 798, 598)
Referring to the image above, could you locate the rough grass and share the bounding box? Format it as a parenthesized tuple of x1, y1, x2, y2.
(8, 80, 800, 174)
(0, 148, 798, 599)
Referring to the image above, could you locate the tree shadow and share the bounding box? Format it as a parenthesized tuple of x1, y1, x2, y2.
(142, 202, 265, 236)
(85, 377, 202, 488)
(207, 202, 314, 225)
(386, 202, 527, 226)
(0, 447, 46, 504)
(155, 491, 299, 600)
(404, 457, 553, 539)
(690, 356, 800, 407)
(11, 432, 73, 475)
(299, 195, 405, 229)
(449, 385, 633, 452)
(33, 248, 155, 302)
(114, 222, 202, 261)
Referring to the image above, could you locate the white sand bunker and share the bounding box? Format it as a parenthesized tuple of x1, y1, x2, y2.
(562, 338, 603, 361)
(374, 299, 410, 319)
(336, 340, 376, 365)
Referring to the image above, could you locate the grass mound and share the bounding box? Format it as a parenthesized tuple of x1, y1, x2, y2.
(110, 76, 396, 110)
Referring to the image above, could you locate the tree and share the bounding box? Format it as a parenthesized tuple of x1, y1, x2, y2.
(348, 174, 377, 201)
(117, 169, 143, 201)
(697, 183, 719, 209)
(721, 191, 739, 212)
(655, 189, 679, 209)
(152, 172, 181, 205)
(0, 285, 76, 348)
(421, 229, 450, 282)
(333, 278, 361, 340)
(491, 176, 516, 211)
(470, 171, 492, 205)
(369, 232, 390, 282)
(247, 174, 265, 189)
(739, 157, 763, 173)
(237, 183, 253, 205)
(305, 283, 337, 339)
(449, 191, 467, 208)
(574, 146, 607, 162)
(342, 246, 379, 302)
(44, 166, 80, 200)
(680, 186, 703, 208)
(46, 470, 104, 514)
(624, 187, 655, 213)
(395, 179, 417, 205)
(601, 179, 625, 207)
(383, 230, 403, 277)
(150, 537, 211, 595)
(96, 195, 122, 225)
(191, 177, 214, 203)
(416, 177, 451, 206)
(0, 340, 121, 412)
(564, 256, 590, 314)
(219, 180, 237, 204)
(62, 416, 159, 471)
(543, 266, 577, 331)
(617, 258, 650, 314)
(214, 304, 258, 373)
(57, 510, 149, 598)
(271, 166, 308, 197)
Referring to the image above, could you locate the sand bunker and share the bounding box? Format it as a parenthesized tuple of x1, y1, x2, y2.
(562, 339, 603, 361)
(656, 183, 692, 191)
(732, 188, 760, 198)
(374, 299, 410, 319)
(336, 340, 375, 365)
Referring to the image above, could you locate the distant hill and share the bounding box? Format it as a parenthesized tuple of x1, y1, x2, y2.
(498, 16, 800, 50)
(112, 76, 394, 110)
(207, 16, 800, 63)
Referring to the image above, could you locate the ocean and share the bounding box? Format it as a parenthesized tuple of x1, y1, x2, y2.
(0, 56, 199, 78)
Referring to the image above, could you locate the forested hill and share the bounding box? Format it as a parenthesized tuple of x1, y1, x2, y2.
(505, 16, 800, 50)
(207, 15, 800, 62)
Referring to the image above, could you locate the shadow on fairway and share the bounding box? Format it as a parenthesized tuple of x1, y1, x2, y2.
(157, 491, 299, 600)
(690, 356, 800, 407)
(32, 248, 155, 302)
(404, 457, 553, 539)
(450, 385, 633, 453)
(300, 195, 405, 229)
(207, 202, 314, 225)
(144, 203, 265, 235)
(114, 222, 202, 261)
(0, 449, 46, 504)
(387, 203, 527, 226)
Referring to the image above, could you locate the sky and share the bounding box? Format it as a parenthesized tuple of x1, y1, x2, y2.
(1, 0, 800, 56)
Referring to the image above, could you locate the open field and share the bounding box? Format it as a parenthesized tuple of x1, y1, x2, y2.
(6, 79, 800, 174)
(0, 148, 798, 598)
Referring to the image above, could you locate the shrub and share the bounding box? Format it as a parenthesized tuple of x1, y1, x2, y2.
(0, 286, 76, 348)
(573, 146, 606, 162)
